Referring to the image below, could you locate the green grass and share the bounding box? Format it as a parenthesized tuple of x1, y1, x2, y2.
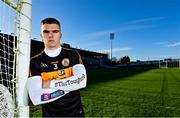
(30, 68, 180, 117)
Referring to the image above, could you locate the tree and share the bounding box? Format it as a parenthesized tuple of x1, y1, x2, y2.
(119, 56, 130, 64)
(112, 57, 118, 64)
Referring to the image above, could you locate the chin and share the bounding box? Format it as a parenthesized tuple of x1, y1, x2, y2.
(49, 45, 60, 49)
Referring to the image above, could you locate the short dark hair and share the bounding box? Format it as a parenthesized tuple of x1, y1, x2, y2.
(41, 17, 61, 29)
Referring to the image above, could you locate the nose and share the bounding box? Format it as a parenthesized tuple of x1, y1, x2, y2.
(48, 31, 54, 37)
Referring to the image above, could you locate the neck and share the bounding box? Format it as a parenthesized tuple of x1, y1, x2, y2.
(44, 46, 62, 57)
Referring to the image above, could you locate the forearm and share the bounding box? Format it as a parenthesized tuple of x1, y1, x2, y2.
(27, 76, 68, 105)
(50, 64, 87, 91)
(50, 74, 86, 91)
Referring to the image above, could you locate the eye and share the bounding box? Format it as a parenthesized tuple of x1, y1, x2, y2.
(52, 30, 59, 33)
(43, 30, 50, 33)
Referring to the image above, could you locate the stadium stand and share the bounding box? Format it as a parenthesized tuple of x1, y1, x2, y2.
(31, 40, 109, 69)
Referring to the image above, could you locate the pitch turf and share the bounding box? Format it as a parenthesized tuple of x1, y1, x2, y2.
(30, 68, 180, 117)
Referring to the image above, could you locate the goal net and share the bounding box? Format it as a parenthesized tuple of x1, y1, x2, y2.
(0, 0, 31, 117)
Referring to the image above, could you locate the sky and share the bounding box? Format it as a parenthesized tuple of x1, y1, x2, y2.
(31, 0, 180, 61)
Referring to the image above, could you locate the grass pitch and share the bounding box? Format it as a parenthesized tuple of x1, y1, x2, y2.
(30, 68, 180, 117)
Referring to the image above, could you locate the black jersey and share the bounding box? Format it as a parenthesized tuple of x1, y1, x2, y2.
(29, 47, 84, 117)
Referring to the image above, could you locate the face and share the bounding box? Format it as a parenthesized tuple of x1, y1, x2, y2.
(41, 23, 62, 49)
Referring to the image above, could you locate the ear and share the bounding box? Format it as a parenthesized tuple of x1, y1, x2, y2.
(60, 33, 62, 39)
(40, 34, 44, 42)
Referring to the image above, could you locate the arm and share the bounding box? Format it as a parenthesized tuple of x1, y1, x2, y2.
(50, 64, 87, 91)
(27, 76, 68, 105)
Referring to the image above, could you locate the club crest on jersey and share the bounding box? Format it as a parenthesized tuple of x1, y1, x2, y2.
(61, 58, 70, 67)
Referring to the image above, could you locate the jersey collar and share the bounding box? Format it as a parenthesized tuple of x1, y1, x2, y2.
(44, 46, 62, 57)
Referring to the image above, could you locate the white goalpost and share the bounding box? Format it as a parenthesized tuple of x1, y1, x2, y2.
(0, 0, 32, 117)
(159, 58, 180, 68)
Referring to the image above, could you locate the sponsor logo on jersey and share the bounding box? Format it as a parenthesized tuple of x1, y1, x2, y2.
(54, 74, 85, 87)
(59, 70, 65, 76)
(61, 58, 70, 67)
(41, 62, 48, 68)
(41, 90, 64, 101)
(41, 67, 73, 81)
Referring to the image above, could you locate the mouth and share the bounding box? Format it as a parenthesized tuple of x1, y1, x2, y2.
(48, 39, 55, 43)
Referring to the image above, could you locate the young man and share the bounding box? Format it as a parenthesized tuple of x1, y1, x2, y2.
(27, 17, 87, 117)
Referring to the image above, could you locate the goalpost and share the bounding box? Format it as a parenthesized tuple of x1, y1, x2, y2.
(159, 59, 180, 68)
(0, 0, 31, 117)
